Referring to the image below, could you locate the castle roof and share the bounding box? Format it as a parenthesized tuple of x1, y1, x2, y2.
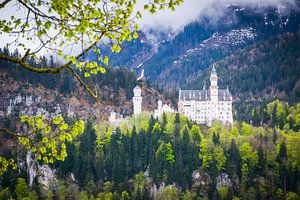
(179, 89, 231, 101)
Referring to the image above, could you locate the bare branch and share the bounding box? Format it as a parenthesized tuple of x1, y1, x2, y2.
(0, 0, 12, 9)
(66, 65, 99, 102)
(0, 127, 34, 142)
(17, 0, 60, 22)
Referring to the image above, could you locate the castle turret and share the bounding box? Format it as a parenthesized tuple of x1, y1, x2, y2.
(133, 86, 142, 115)
(210, 64, 219, 102)
(208, 64, 219, 126)
(158, 99, 162, 111)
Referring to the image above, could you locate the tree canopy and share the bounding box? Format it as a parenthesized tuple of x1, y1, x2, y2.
(0, 0, 184, 175)
(0, 0, 183, 98)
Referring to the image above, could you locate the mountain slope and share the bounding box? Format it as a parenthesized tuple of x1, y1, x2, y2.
(187, 32, 300, 121)
(141, 5, 300, 88)
(0, 49, 164, 128)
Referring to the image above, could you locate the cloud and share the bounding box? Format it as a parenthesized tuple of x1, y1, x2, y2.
(1, 0, 298, 58)
(137, 0, 299, 33)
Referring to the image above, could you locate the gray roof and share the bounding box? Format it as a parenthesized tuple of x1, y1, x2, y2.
(179, 89, 232, 101)
(218, 89, 232, 101)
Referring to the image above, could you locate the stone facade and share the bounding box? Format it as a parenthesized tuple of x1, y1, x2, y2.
(154, 99, 175, 118)
(178, 65, 233, 126)
(109, 111, 124, 126)
(133, 85, 142, 115)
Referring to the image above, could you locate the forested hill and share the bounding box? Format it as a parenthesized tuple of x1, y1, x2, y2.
(1, 102, 300, 199)
(86, 4, 300, 91)
(186, 32, 300, 122)
(0, 47, 164, 125)
(141, 5, 300, 88)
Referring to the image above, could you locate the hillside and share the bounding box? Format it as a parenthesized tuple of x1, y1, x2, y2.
(1, 104, 300, 199)
(187, 32, 300, 122)
(142, 5, 300, 88)
(87, 4, 300, 90)
(0, 48, 166, 129)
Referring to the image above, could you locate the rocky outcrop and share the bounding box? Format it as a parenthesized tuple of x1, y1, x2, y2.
(0, 71, 163, 128)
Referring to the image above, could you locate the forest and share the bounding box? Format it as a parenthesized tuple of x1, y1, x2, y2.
(1, 100, 299, 200)
(0, 47, 138, 102)
(0, 0, 300, 199)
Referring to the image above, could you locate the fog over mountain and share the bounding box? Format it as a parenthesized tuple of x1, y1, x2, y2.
(138, 0, 299, 32)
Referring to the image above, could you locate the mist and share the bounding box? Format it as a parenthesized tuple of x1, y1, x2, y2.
(137, 0, 299, 33)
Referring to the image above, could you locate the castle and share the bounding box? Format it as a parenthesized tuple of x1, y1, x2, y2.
(132, 85, 175, 117)
(130, 65, 233, 126)
(178, 65, 233, 126)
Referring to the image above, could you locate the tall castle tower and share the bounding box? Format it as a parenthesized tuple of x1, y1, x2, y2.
(210, 64, 219, 102)
(209, 64, 219, 125)
(133, 86, 142, 115)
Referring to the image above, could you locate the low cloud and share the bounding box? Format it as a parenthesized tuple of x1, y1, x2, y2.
(137, 0, 299, 33)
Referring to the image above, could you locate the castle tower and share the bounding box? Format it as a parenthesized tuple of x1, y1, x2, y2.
(133, 86, 142, 115)
(210, 64, 219, 102)
(209, 64, 219, 125)
(158, 99, 162, 112)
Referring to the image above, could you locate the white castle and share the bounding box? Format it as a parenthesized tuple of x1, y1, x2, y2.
(154, 99, 175, 118)
(132, 85, 175, 117)
(178, 65, 233, 126)
(131, 65, 233, 126)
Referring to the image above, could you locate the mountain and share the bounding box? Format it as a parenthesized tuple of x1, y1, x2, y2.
(0, 48, 165, 129)
(86, 31, 173, 76)
(85, 4, 300, 122)
(187, 32, 300, 122)
(142, 4, 300, 88)
(87, 4, 300, 90)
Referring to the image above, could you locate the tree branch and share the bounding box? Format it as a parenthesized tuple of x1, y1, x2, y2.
(0, 53, 63, 73)
(0, 0, 12, 9)
(0, 39, 100, 100)
(66, 65, 99, 103)
(0, 127, 33, 140)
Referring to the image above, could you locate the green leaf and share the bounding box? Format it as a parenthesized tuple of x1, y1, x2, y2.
(59, 123, 68, 131)
(20, 116, 28, 123)
(104, 56, 109, 65)
(84, 72, 90, 77)
(53, 115, 63, 125)
(45, 21, 51, 30)
(133, 32, 139, 39)
(99, 67, 106, 73)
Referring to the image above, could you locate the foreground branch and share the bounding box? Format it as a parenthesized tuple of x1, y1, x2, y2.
(0, 0, 12, 9)
(0, 127, 33, 140)
(0, 40, 100, 101)
(0, 54, 63, 73)
(66, 65, 99, 102)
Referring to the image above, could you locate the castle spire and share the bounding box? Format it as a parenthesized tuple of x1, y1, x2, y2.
(203, 82, 206, 90)
(212, 63, 216, 71)
(211, 63, 217, 75)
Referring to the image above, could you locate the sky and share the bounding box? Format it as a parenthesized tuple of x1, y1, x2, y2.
(0, 0, 298, 57)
